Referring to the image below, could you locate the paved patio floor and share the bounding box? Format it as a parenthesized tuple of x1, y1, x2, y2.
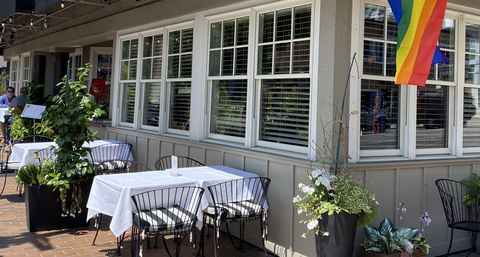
(0, 174, 270, 257)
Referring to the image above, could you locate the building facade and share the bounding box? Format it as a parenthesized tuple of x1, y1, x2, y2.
(3, 0, 480, 256)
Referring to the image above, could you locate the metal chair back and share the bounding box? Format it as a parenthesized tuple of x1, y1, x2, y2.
(33, 146, 56, 163)
(94, 159, 151, 175)
(155, 155, 204, 170)
(435, 179, 476, 225)
(0, 143, 12, 196)
(89, 143, 132, 165)
(12, 135, 54, 144)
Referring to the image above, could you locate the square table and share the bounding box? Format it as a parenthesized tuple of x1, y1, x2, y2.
(10, 139, 133, 167)
(86, 165, 265, 237)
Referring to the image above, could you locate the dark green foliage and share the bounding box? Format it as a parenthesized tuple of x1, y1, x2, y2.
(462, 174, 480, 207)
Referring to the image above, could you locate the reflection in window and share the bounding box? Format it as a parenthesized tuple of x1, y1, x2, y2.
(465, 24, 480, 84)
(210, 80, 247, 137)
(360, 80, 400, 150)
(416, 86, 449, 149)
(169, 82, 191, 131)
(464, 88, 480, 148)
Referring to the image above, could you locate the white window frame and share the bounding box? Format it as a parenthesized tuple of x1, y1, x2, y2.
(68, 48, 83, 81)
(20, 53, 31, 90)
(205, 11, 251, 144)
(9, 56, 21, 91)
(165, 22, 194, 136)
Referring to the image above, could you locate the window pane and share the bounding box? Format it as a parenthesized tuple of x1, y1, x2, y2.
(274, 43, 291, 74)
(235, 47, 248, 75)
(259, 12, 274, 43)
(464, 87, 480, 147)
(386, 43, 396, 77)
(210, 80, 247, 137)
(169, 31, 180, 54)
(142, 59, 152, 79)
(276, 8, 292, 41)
(209, 50, 221, 76)
(465, 54, 480, 84)
(143, 82, 161, 127)
(152, 58, 162, 79)
(122, 41, 130, 60)
(181, 29, 194, 53)
(466, 24, 480, 54)
(258, 45, 273, 75)
(439, 19, 455, 50)
(294, 5, 311, 39)
(222, 49, 234, 76)
(120, 61, 128, 80)
(210, 22, 222, 48)
(360, 80, 400, 150)
(236, 17, 249, 45)
(416, 85, 448, 149)
(223, 20, 235, 47)
(386, 8, 397, 41)
(260, 79, 310, 147)
(143, 36, 153, 57)
(153, 35, 163, 56)
(130, 39, 138, 59)
(364, 4, 385, 40)
(121, 83, 136, 123)
(169, 82, 191, 131)
(168, 56, 179, 78)
(129, 60, 137, 80)
(292, 40, 310, 74)
(438, 51, 454, 82)
(363, 40, 384, 75)
(180, 54, 192, 78)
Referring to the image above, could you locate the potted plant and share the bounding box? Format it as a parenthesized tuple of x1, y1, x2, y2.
(16, 64, 104, 231)
(363, 218, 430, 257)
(462, 174, 480, 252)
(294, 167, 378, 257)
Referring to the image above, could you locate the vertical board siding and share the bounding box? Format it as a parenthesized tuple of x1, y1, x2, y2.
(105, 128, 480, 257)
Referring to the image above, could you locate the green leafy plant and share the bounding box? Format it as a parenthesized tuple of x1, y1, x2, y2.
(364, 218, 430, 255)
(41, 64, 105, 215)
(462, 174, 480, 207)
(16, 160, 54, 185)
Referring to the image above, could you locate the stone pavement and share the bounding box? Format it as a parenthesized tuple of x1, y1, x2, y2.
(0, 174, 269, 257)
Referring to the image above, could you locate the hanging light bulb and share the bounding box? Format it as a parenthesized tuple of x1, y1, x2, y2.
(30, 17, 34, 27)
(60, 1, 65, 8)
(8, 17, 13, 23)
(1, 23, 5, 27)
(43, 18, 48, 29)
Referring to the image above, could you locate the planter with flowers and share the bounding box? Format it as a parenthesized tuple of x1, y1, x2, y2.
(294, 167, 378, 257)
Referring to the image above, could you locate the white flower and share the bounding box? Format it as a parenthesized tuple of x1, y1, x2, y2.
(311, 169, 323, 179)
(297, 209, 303, 214)
(293, 195, 302, 203)
(298, 183, 306, 189)
(306, 220, 319, 230)
(322, 231, 329, 236)
(302, 186, 315, 194)
(301, 233, 307, 238)
(317, 176, 332, 190)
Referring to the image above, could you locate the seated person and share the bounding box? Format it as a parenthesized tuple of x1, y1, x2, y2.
(0, 87, 15, 142)
(5, 87, 26, 143)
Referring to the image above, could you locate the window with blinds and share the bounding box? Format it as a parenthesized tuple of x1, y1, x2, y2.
(428, 19, 455, 82)
(120, 39, 139, 124)
(141, 34, 163, 128)
(416, 85, 449, 149)
(10, 59, 19, 89)
(22, 55, 30, 88)
(169, 82, 191, 131)
(465, 24, 480, 84)
(208, 17, 249, 139)
(259, 79, 310, 147)
(464, 87, 480, 148)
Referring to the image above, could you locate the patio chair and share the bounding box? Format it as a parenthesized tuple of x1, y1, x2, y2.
(131, 186, 204, 257)
(435, 179, 480, 256)
(0, 143, 12, 196)
(12, 135, 54, 144)
(154, 155, 204, 171)
(91, 160, 152, 246)
(201, 177, 271, 257)
(33, 145, 56, 163)
(89, 143, 132, 166)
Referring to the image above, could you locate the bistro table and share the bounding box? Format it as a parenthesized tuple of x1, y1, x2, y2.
(86, 165, 265, 237)
(0, 108, 9, 122)
(9, 139, 133, 167)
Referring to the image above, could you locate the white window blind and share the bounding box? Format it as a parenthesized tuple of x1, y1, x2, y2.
(169, 82, 191, 131)
(464, 87, 480, 147)
(210, 80, 247, 137)
(121, 83, 136, 123)
(143, 82, 161, 127)
(120, 39, 139, 124)
(22, 55, 30, 88)
(416, 85, 449, 149)
(141, 34, 163, 128)
(465, 24, 480, 84)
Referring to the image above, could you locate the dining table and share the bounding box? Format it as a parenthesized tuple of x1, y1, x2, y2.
(9, 139, 133, 167)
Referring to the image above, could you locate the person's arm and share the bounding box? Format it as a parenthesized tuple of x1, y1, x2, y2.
(0, 95, 8, 108)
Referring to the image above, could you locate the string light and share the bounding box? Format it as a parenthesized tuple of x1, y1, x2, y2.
(60, 1, 65, 8)
(43, 18, 48, 29)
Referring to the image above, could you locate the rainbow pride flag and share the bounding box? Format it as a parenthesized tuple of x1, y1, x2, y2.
(387, 0, 448, 86)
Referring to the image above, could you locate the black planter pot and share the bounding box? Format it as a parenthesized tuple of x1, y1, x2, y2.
(24, 179, 93, 232)
(315, 212, 359, 257)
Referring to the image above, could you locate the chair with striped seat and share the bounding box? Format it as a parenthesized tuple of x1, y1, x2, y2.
(89, 143, 132, 168)
(131, 186, 204, 257)
(201, 177, 271, 257)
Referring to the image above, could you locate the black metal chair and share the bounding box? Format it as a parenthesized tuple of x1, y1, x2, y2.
(12, 135, 54, 144)
(436, 179, 480, 256)
(33, 146, 56, 163)
(201, 177, 271, 257)
(0, 143, 12, 196)
(155, 155, 204, 170)
(131, 186, 204, 257)
(91, 160, 152, 247)
(89, 143, 132, 166)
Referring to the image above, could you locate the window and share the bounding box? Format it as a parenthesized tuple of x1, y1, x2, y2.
(21, 55, 30, 88)
(464, 23, 480, 151)
(208, 17, 249, 140)
(9, 58, 20, 90)
(68, 50, 83, 81)
(119, 38, 138, 124)
(256, 5, 312, 149)
(141, 34, 163, 128)
(167, 28, 193, 132)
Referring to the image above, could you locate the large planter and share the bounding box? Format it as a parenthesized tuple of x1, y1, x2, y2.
(364, 249, 427, 257)
(24, 179, 93, 232)
(315, 212, 358, 257)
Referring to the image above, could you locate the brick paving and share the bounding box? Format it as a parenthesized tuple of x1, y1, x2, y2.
(0, 174, 269, 257)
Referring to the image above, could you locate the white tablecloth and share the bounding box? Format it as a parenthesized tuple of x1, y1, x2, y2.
(10, 139, 133, 167)
(86, 165, 266, 237)
(0, 108, 9, 123)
